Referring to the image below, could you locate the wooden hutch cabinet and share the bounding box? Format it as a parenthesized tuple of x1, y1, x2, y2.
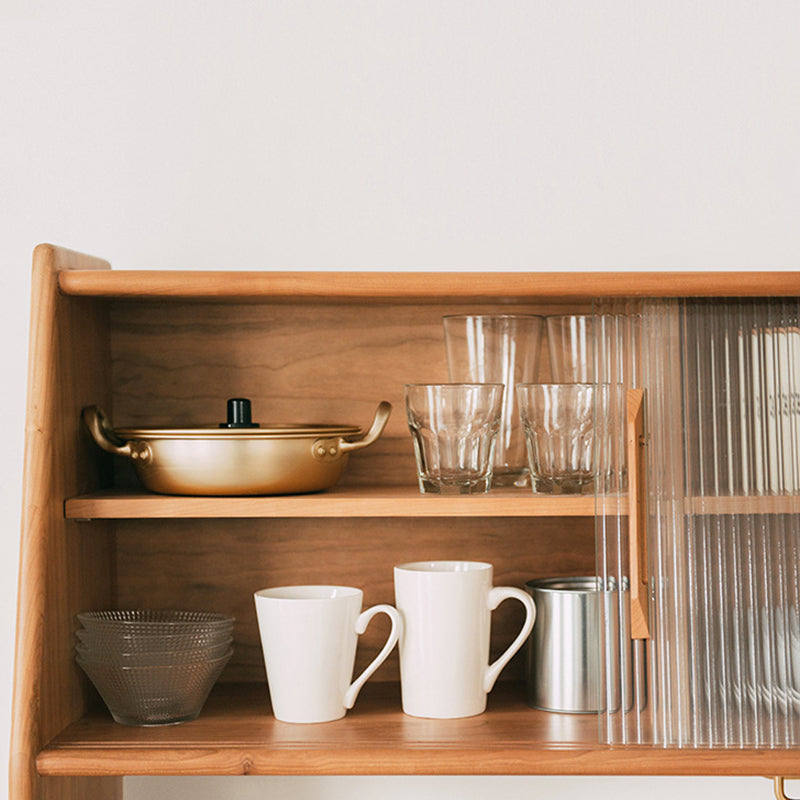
(11, 244, 800, 800)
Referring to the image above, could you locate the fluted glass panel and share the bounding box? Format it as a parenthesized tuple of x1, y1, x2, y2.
(596, 297, 800, 747)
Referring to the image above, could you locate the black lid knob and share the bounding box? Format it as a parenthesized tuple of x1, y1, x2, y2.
(220, 398, 259, 428)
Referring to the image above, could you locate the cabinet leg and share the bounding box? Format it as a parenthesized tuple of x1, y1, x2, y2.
(42, 776, 123, 800)
(774, 777, 800, 800)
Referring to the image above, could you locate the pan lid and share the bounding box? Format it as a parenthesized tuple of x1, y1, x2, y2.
(114, 398, 362, 439)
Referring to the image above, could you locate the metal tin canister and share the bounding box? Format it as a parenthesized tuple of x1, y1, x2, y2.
(524, 576, 628, 714)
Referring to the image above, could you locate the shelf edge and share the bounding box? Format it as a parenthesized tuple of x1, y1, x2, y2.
(64, 488, 611, 519)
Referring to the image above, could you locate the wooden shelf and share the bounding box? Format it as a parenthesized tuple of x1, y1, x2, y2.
(37, 682, 800, 777)
(68, 487, 800, 522)
(64, 486, 615, 519)
(57, 266, 800, 302)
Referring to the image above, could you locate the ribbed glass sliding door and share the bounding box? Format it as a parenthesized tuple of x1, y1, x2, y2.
(596, 297, 800, 747)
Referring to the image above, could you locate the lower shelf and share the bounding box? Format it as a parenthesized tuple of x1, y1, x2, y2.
(37, 682, 800, 777)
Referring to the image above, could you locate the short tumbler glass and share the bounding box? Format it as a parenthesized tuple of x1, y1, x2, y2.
(517, 383, 597, 495)
(405, 383, 504, 494)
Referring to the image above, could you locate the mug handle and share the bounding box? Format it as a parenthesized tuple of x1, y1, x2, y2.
(343, 604, 402, 710)
(482, 587, 537, 694)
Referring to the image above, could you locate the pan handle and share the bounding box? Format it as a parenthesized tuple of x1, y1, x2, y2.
(82, 406, 152, 463)
(83, 406, 132, 456)
(338, 401, 392, 454)
(313, 401, 392, 462)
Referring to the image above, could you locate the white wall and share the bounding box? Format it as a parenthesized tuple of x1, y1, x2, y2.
(2, 2, 799, 798)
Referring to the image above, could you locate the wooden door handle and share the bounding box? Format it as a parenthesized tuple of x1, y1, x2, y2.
(626, 388, 650, 640)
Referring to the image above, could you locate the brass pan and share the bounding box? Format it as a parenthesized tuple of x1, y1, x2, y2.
(82, 399, 391, 496)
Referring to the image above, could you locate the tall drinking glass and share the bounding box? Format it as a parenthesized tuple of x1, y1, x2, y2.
(545, 315, 593, 382)
(443, 314, 544, 487)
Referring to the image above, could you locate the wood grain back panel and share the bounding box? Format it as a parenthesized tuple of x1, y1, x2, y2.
(113, 515, 596, 684)
(107, 300, 588, 489)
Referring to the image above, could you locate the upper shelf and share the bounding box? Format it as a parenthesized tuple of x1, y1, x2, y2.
(64, 486, 609, 519)
(57, 269, 800, 303)
(65, 487, 800, 520)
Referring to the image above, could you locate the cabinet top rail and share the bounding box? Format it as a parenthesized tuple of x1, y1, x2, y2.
(57, 269, 800, 301)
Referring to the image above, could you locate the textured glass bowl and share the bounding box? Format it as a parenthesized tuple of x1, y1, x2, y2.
(76, 638, 233, 666)
(75, 627, 233, 653)
(76, 649, 233, 726)
(77, 610, 235, 635)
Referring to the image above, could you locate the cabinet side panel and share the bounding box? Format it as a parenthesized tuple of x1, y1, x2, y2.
(11, 246, 118, 800)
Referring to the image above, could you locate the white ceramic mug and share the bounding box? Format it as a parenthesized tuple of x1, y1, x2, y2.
(394, 561, 536, 719)
(254, 585, 401, 723)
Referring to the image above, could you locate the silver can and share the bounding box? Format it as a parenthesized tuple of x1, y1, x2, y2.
(524, 576, 630, 714)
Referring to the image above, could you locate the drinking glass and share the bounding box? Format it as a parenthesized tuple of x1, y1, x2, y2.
(405, 383, 504, 494)
(546, 315, 593, 382)
(443, 315, 544, 487)
(517, 383, 597, 494)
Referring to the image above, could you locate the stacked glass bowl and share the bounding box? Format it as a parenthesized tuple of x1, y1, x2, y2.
(75, 610, 235, 726)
